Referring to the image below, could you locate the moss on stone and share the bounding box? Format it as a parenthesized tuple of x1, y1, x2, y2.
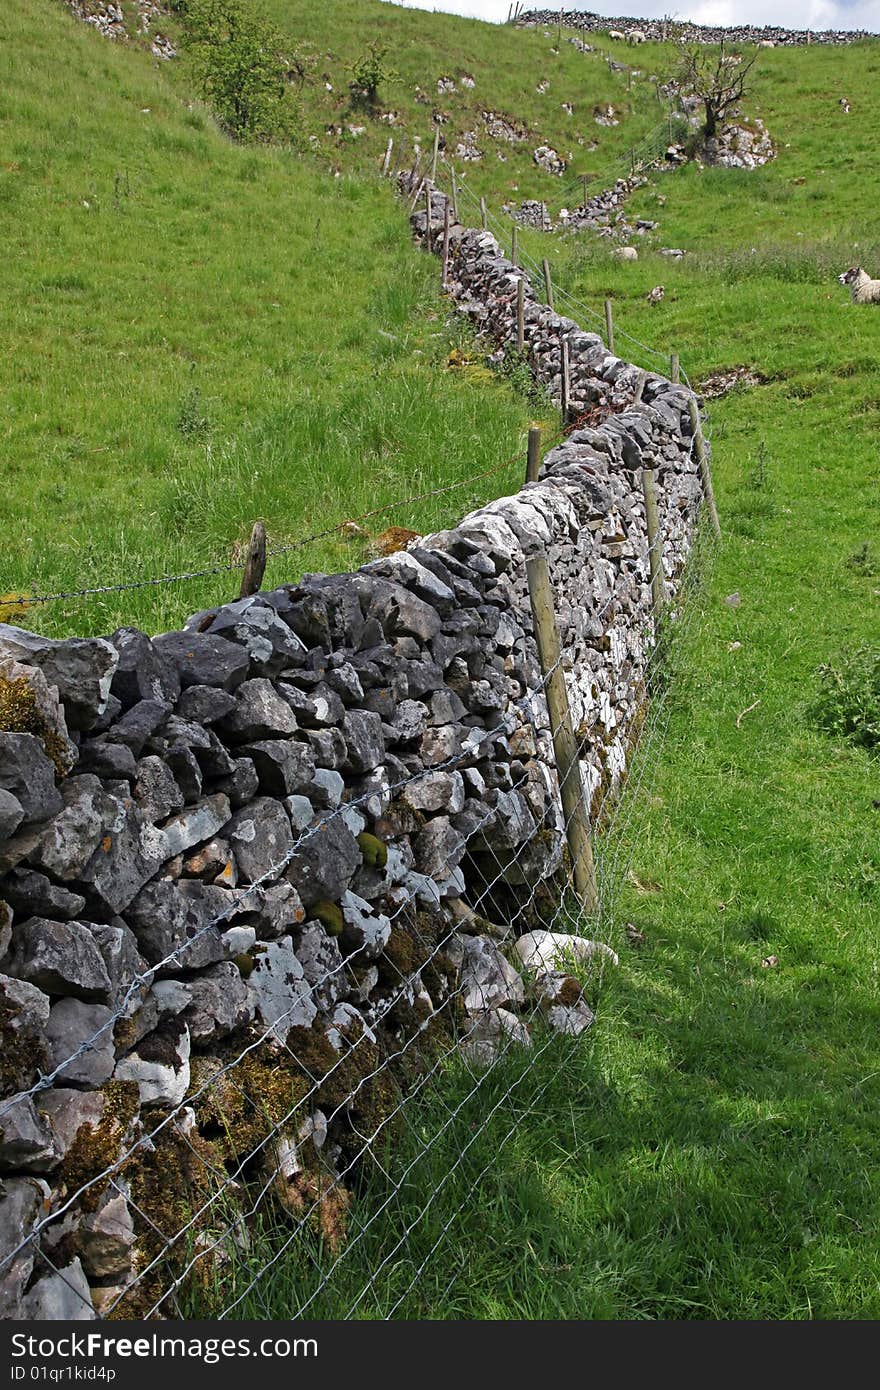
(0, 673, 69, 777)
(357, 831, 388, 870)
(312, 900, 343, 937)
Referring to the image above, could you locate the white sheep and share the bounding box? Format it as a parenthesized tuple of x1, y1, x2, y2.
(608, 28, 625, 40)
(627, 28, 647, 43)
(646, 285, 665, 306)
(838, 266, 880, 305)
(612, 246, 639, 261)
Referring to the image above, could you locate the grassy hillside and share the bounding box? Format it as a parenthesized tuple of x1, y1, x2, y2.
(0, 0, 533, 638)
(5, 0, 880, 1320)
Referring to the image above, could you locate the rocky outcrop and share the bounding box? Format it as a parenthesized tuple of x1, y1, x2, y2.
(516, 10, 870, 46)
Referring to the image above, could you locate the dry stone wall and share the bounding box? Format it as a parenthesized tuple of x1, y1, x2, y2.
(0, 188, 706, 1320)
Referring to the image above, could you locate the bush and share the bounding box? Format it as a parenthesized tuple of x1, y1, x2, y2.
(348, 43, 396, 109)
(183, 0, 298, 143)
(811, 646, 880, 752)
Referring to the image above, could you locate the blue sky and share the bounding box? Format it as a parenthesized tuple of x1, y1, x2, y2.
(386, 0, 880, 33)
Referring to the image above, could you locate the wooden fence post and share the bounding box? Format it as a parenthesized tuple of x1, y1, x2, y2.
(687, 396, 721, 539)
(542, 256, 555, 310)
(526, 425, 541, 484)
(516, 276, 525, 353)
(431, 126, 440, 182)
(526, 553, 599, 914)
(480, 196, 488, 230)
(640, 468, 666, 616)
(381, 137, 393, 177)
(409, 174, 425, 215)
(632, 368, 648, 404)
(511, 223, 519, 267)
(239, 522, 267, 600)
(441, 196, 451, 288)
(451, 165, 459, 223)
(669, 351, 680, 384)
(604, 297, 615, 354)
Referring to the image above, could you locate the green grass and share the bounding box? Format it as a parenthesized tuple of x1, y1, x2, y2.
(7, 0, 880, 1320)
(0, 0, 534, 637)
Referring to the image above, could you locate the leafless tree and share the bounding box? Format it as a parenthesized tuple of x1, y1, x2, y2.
(676, 40, 759, 141)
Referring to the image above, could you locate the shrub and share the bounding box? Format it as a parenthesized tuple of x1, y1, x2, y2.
(348, 43, 396, 110)
(811, 646, 880, 752)
(183, 0, 298, 143)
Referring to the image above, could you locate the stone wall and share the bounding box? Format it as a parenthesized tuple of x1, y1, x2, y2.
(516, 9, 870, 45)
(0, 190, 706, 1320)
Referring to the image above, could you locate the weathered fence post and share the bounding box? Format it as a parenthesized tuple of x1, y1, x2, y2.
(687, 396, 722, 539)
(669, 351, 680, 384)
(511, 222, 519, 267)
(632, 368, 648, 405)
(480, 196, 488, 230)
(409, 174, 426, 214)
(526, 424, 541, 484)
(441, 196, 451, 289)
(526, 553, 599, 914)
(451, 165, 459, 223)
(516, 276, 525, 353)
(542, 256, 555, 310)
(239, 522, 267, 600)
(430, 126, 440, 182)
(381, 137, 393, 177)
(640, 468, 666, 616)
(604, 297, 615, 354)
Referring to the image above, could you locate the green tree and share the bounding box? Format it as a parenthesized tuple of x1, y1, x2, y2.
(676, 40, 758, 142)
(184, 0, 298, 142)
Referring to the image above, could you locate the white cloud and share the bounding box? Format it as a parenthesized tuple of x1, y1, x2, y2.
(386, 0, 880, 31)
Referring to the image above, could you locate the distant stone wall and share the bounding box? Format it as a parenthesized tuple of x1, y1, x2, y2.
(0, 190, 707, 1320)
(516, 9, 870, 45)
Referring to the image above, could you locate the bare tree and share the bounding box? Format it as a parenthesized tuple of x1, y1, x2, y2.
(676, 40, 759, 141)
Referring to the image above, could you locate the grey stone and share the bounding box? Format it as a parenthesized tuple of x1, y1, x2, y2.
(0, 788, 24, 840)
(226, 798, 294, 884)
(248, 881, 305, 939)
(285, 814, 361, 908)
(125, 880, 226, 972)
(243, 739, 316, 797)
(114, 1016, 190, 1108)
(246, 937, 317, 1044)
(0, 733, 62, 826)
(29, 774, 118, 881)
(2, 868, 86, 922)
(4, 918, 111, 1002)
(215, 756, 259, 809)
(0, 974, 50, 1091)
(401, 770, 465, 816)
(0, 626, 118, 732)
(0, 1177, 47, 1318)
(184, 961, 253, 1044)
(110, 627, 180, 710)
(74, 797, 169, 915)
(75, 737, 138, 781)
(293, 922, 346, 1010)
(309, 768, 344, 809)
(166, 743, 203, 803)
(160, 794, 231, 859)
(284, 795, 314, 832)
(325, 662, 364, 703)
(202, 597, 307, 672)
(175, 684, 237, 725)
(339, 891, 391, 961)
(46, 999, 116, 1087)
(133, 755, 184, 823)
(102, 698, 170, 756)
(79, 1191, 136, 1281)
(368, 552, 456, 611)
(412, 816, 466, 880)
(341, 709, 384, 773)
(35, 1090, 107, 1160)
(304, 726, 347, 769)
(0, 1093, 58, 1172)
(90, 922, 147, 1001)
(387, 699, 430, 743)
(419, 724, 462, 766)
(152, 631, 249, 691)
(218, 678, 298, 742)
(459, 1006, 531, 1068)
(449, 934, 525, 1014)
(21, 1256, 96, 1320)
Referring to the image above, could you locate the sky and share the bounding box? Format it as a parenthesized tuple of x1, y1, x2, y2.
(387, 0, 880, 33)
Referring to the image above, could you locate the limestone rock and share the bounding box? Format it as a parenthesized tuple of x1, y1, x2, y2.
(0, 733, 62, 827)
(46, 999, 116, 1087)
(0, 1177, 49, 1318)
(246, 937, 318, 1043)
(226, 798, 294, 884)
(0, 1093, 58, 1172)
(109, 627, 180, 710)
(184, 961, 254, 1044)
(0, 626, 118, 732)
(449, 934, 525, 1014)
(114, 1016, 191, 1108)
(152, 631, 249, 692)
(4, 918, 111, 1002)
(0, 974, 50, 1092)
(21, 1257, 95, 1319)
(284, 814, 361, 908)
(79, 1190, 136, 1281)
(125, 880, 226, 972)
